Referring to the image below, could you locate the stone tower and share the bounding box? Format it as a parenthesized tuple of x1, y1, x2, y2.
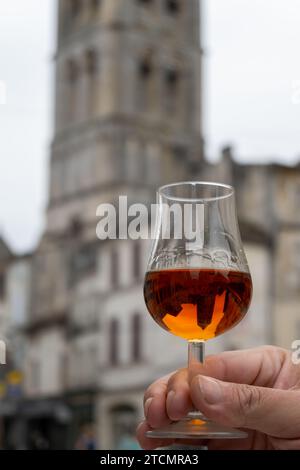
(50, 0, 203, 225)
(25, 0, 203, 449)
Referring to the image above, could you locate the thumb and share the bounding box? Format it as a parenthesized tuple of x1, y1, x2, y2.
(190, 375, 300, 438)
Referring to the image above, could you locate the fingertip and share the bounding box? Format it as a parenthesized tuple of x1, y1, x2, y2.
(166, 389, 193, 421)
(146, 395, 171, 429)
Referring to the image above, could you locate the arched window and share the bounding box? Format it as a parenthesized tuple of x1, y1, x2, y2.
(137, 56, 153, 111)
(65, 59, 80, 122)
(132, 314, 142, 362)
(139, 58, 152, 80)
(109, 319, 119, 366)
(163, 67, 180, 115)
(84, 49, 98, 118)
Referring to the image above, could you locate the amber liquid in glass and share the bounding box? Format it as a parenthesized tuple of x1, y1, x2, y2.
(144, 268, 252, 341)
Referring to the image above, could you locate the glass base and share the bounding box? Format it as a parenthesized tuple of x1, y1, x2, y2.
(146, 412, 247, 440)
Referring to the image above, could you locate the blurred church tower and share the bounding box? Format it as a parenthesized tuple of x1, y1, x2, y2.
(25, 0, 203, 449)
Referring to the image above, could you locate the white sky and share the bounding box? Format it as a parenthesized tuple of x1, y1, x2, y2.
(0, 0, 300, 253)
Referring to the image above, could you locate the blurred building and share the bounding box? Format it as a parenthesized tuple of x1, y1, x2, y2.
(1, 0, 300, 450)
(0, 237, 32, 449)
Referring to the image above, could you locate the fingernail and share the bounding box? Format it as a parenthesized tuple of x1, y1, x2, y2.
(144, 398, 153, 418)
(197, 376, 223, 404)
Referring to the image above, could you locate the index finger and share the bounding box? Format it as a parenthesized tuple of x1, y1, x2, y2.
(189, 345, 287, 387)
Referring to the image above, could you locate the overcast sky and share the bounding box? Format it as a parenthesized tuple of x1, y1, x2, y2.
(0, 0, 300, 253)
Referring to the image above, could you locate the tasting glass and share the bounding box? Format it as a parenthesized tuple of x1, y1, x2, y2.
(143, 182, 252, 439)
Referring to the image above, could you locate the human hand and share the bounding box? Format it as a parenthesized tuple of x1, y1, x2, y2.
(136, 346, 300, 449)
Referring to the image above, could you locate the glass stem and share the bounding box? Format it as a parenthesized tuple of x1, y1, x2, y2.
(188, 340, 206, 420)
(188, 340, 205, 383)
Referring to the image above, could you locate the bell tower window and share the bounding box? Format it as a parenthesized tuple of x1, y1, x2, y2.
(163, 67, 180, 115)
(138, 57, 153, 111)
(65, 59, 80, 122)
(139, 58, 152, 80)
(83, 49, 98, 118)
(165, 68, 179, 87)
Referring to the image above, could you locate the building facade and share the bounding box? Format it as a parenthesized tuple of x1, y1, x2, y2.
(1, 0, 300, 449)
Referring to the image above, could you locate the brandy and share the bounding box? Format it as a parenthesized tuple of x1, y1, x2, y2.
(144, 268, 252, 341)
